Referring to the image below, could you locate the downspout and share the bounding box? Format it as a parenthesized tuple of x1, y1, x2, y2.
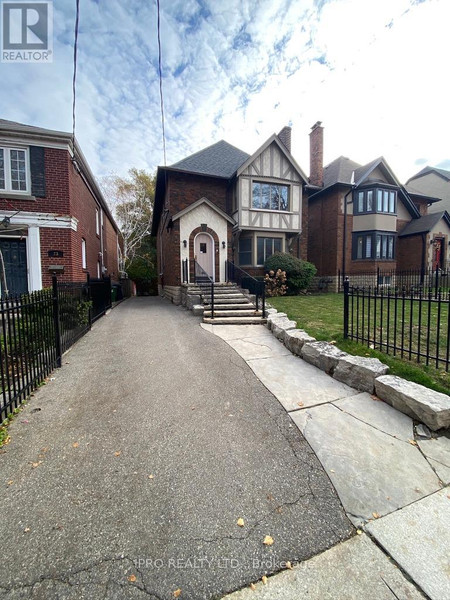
(342, 172, 356, 285)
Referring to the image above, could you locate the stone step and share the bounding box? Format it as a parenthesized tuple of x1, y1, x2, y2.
(204, 303, 255, 310)
(204, 310, 263, 317)
(203, 293, 247, 300)
(203, 298, 250, 305)
(203, 316, 267, 325)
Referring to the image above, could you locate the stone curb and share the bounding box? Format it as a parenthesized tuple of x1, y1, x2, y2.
(265, 307, 449, 431)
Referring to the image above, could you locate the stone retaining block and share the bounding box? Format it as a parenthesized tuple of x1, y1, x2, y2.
(272, 319, 297, 340)
(301, 341, 348, 374)
(333, 355, 389, 393)
(375, 375, 450, 431)
(284, 330, 316, 356)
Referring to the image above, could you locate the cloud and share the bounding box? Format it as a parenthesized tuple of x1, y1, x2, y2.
(0, 0, 448, 184)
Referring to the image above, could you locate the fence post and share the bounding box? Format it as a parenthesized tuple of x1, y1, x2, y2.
(343, 277, 349, 339)
(86, 272, 92, 329)
(52, 275, 62, 368)
(435, 264, 439, 300)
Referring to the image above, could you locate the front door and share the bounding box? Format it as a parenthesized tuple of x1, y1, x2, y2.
(433, 238, 445, 270)
(0, 238, 28, 297)
(194, 233, 214, 279)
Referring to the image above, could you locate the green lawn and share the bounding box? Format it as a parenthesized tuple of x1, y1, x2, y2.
(269, 293, 450, 395)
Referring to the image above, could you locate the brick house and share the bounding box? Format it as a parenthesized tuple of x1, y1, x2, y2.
(307, 123, 450, 287)
(0, 119, 122, 296)
(151, 127, 308, 303)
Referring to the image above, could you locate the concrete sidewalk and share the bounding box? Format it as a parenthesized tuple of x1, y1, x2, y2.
(202, 324, 450, 600)
(0, 297, 353, 600)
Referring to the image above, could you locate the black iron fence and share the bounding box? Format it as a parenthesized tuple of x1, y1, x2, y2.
(226, 261, 266, 317)
(0, 275, 113, 421)
(343, 279, 450, 371)
(338, 266, 450, 299)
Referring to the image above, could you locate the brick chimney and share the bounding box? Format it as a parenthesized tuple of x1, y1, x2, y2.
(277, 125, 292, 153)
(309, 121, 324, 187)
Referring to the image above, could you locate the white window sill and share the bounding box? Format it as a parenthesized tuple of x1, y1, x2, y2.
(249, 208, 293, 214)
(0, 192, 35, 201)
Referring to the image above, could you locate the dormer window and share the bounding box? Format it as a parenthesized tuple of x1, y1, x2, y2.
(252, 182, 289, 211)
(355, 187, 396, 215)
(0, 147, 29, 193)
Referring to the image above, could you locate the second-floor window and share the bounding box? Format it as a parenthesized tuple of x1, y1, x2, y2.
(355, 188, 396, 215)
(252, 182, 289, 211)
(0, 147, 29, 193)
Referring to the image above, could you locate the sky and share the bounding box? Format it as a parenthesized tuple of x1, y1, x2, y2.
(1, 0, 449, 183)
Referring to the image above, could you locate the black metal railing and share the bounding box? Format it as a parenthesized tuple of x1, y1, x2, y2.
(343, 278, 450, 371)
(0, 274, 114, 421)
(88, 275, 112, 322)
(194, 261, 214, 319)
(339, 266, 450, 299)
(226, 261, 266, 317)
(182, 258, 189, 283)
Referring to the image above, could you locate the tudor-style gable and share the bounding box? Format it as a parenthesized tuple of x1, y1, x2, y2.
(234, 134, 308, 233)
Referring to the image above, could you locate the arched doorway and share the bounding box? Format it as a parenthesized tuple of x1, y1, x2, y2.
(194, 232, 214, 279)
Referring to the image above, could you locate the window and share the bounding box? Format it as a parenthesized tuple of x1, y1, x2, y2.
(353, 232, 395, 260)
(354, 187, 396, 214)
(238, 238, 252, 266)
(257, 237, 282, 265)
(81, 238, 87, 269)
(95, 208, 100, 235)
(0, 147, 29, 193)
(252, 182, 289, 211)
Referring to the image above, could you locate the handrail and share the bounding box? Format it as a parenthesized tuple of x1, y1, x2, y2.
(194, 260, 214, 319)
(226, 260, 266, 318)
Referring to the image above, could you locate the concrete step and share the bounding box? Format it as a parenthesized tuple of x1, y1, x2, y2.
(204, 303, 255, 310)
(203, 293, 247, 300)
(203, 298, 250, 305)
(204, 310, 263, 317)
(203, 316, 267, 325)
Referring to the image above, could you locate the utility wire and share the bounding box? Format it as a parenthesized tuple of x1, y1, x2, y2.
(156, 0, 167, 165)
(72, 0, 80, 154)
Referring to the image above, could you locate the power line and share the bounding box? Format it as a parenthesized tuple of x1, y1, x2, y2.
(156, 0, 167, 166)
(72, 0, 80, 153)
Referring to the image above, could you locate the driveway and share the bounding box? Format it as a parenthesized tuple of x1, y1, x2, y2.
(0, 297, 353, 599)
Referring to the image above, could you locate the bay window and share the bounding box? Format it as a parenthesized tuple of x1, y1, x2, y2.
(353, 231, 395, 260)
(354, 187, 396, 215)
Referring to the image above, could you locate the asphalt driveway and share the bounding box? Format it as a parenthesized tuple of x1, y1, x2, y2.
(0, 297, 353, 599)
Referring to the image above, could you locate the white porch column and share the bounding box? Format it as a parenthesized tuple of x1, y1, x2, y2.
(27, 225, 42, 291)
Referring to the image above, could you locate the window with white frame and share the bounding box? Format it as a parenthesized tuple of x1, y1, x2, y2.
(252, 182, 289, 211)
(0, 147, 29, 193)
(95, 208, 100, 235)
(257, 237, 282, 265)
(81, 238, 87, 269)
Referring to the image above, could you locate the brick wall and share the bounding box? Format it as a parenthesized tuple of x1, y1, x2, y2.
(307, 190, 341, 276)
(168, 171, 229, 215)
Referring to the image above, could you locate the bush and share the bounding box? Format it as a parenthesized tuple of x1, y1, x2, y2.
(264, 269, 288, 297)
(264, 253, 317, 294)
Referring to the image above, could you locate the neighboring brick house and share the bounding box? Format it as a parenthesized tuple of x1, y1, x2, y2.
(151, 127, 308, 303)
(307, 123, 450, 287)
(0, 119, 123, 296)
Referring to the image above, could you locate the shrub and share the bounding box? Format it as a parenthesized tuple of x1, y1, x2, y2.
(264, 269, 288, 297)
(264, 253, 317, 294)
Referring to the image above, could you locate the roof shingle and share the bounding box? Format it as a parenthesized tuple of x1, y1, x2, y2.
(170, 140, 250, 179)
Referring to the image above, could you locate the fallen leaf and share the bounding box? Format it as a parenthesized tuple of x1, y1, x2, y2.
(237, 518, 245, 527)
(262, 575, 268, 585)
(408, 439, 418, 446)
(173, 589, 182, 598)
(114, 451, 121, 457)
(7, 480, 13, 485)
(250, 583, 256, 591)
(356, 529, 363, 535)
(72, 442, 79, 448)
(148, 474, 154, 479)
(41, 447, 48, 453)
(263, 535, 274, 546)
(297, 402, 304, 407)
(330, 469, 335, 473)
(128, 574, 137, 582)
(31, 461, 42, 468)
(24, 527, 31, 533)
(372, 512, 381, 519)
(286, 561, 293, 570)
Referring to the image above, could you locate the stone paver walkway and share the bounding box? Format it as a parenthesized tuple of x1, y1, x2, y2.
(202, 324, 450, 599)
